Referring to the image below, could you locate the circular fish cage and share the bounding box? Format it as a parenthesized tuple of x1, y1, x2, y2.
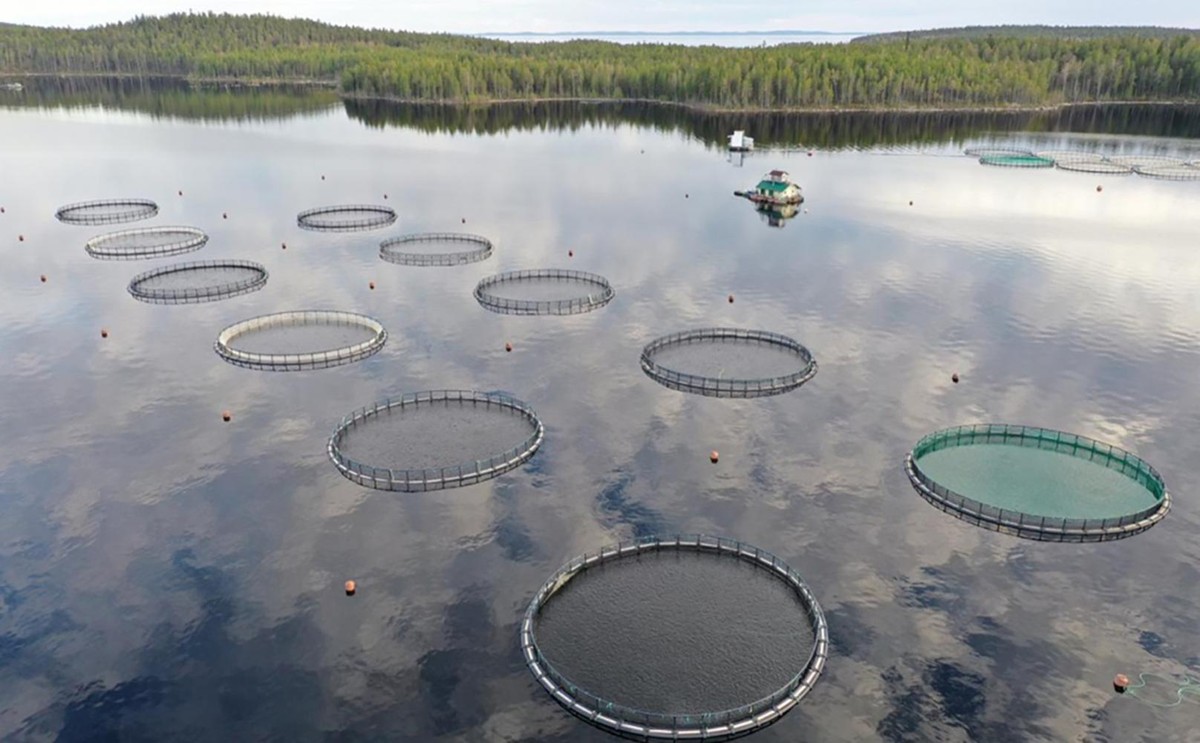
(641, 328, 817, 398)
(1134, 164, 1200, 181)
(56, 198, 159, 226)
(1055, 161, 1135, 175)
(522, 534, 828, 741)
(215, 310, 387, 371)
(905, 424, 1170, 542)
(1107, 155, 1186, 169)
(296, 204, 397, 232)
(1034, 150, 1106, 164)
(979, 154, 1055, 168)
(963, 147, 1032, 158)
(328, 389, 544, 492)
(85, 226, 209, 260)
(379, 232, 494, 267)
(474, 269, 614, 316)
(128, 259, 268, 304)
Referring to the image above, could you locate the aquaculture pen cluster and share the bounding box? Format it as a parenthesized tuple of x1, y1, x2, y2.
(966, 147, 1200, 179)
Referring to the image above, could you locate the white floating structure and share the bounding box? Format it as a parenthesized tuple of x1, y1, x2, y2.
(728, 130, 754, 152)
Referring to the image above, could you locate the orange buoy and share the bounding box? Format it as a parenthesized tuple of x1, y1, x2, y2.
(222, 410, 232, 422)
(461, 217, 466, 224)
(321, 175, 326, 180)
(39, 274, 46, 283)
(1113, 673, 1130, 693)
(505, 342, 513, 353)
(178, 190, 183, 196)
(383, 193, 388, 199)
(344, 580, 357, 596)
(685, 193, 689, 199)
(568, 250, 574, 257)
(368, 281, 376, 290)
(807, 150, 814, 157)
(19, 234, 25, 242)
(222, 212, 227, 219)
(281, 242, 287, 250)
(100, 328, 108, 338)
(728, 294, 734, 303)
(710, 450, 719, 463)
(1096, 185, 1103, 192)
(909, 200, 914, 206)
(951, 372, 960, 384)
(1, 206, 5, 213)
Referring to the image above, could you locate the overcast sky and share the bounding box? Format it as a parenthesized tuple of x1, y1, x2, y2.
(4, 0, 1197, 34)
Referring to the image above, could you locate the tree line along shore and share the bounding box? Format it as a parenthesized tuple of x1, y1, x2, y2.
(1, 14, 1198, 110)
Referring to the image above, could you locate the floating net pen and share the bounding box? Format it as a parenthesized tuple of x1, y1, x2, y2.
(379, 232, 494, 266)
(56, 198, 159, 226)
(128, 259, 268, 304)
(640, 328, 817, 398)
(474, 268, 615, 316)
(328, 389, 544, 492)
(1034, 150, 1106, 164)
(963, 147, 1033, 158)
(1055, 161, 1134, 175)
(297, 204, 397, 232)
(85, 226, 208, 260)
(522, 534, 828, 741)
(905, 424, 1170, 542)
(215, 310, 387, 371)
(1134, 164, 1200, 181)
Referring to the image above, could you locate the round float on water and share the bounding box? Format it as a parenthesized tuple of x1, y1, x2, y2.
(474, 268, 614, 316)
(56, 198, 159, 226)
(379, 232, 493, 267)
(979, 154, 1055, 168)
(522, 535, 827, 741)
(641, 328, 817, 398)
(905, 424, 1170, 542)
(963, 147, 1033, 158)
(1034, 150, 1106, 164)
(128, 259, 267, 304)
(1134, 164, 1200, 181)
(215, 310, 386, 371)
(1055, 161, 1134, 176)
(85, 226, 208, 260)
(297, 204, 397, 232)
(328, 389, 544, 492)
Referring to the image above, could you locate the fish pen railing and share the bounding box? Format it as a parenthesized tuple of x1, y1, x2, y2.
(297, 204, 397, 231)
(522, 534, 827, 741)
(640, 328, 817, 399)
(328, 390, 544, 492)
(474, 269, 615, 316)
(906, 424, 1170, 542)
(215, 310, 386, 371)
(128, 260, 268, 304)
(380, 232, 494, 266)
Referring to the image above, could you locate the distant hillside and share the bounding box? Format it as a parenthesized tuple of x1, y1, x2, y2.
(1, 14, 1199, 110)
(853, 25, 1200, 43)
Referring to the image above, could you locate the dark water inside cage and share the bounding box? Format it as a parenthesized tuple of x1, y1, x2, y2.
(1, 84, 1199, 742)
(649, 337, 811, 381)
(535, 549, 816, 713)
(136, 265, 261, 292)
(227, 322, 378, 355)
(337, 402, 538, 472)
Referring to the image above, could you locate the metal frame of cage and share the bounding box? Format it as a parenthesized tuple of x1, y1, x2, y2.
(328, 389, 544, 492)
(474, 268, 615, 315)
(296, 204, 397, 232)
(1133, 164, 1200, 181)
(215, 310, 387, 371)
(521, 534, 828, 742)
(85, 226, 209, 260)
(640, 328, 817, 399)
(1054, 161, 1135, 175)
(905, 424, 1170, 543)
(963, 147, 1033, 158)
(128, 259, 268, 304)
(1034, 150, 1106, 164)
(56, 198, 159, 226)
(379, 232, 494, 266)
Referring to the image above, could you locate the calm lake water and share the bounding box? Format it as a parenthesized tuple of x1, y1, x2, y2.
(1, 85, 1199, 741)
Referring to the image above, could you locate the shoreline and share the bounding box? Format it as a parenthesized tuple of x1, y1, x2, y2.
(3, 72, 1198, 114)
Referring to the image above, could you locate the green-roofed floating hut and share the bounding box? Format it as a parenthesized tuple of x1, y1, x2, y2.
(736, 169, 804, 206)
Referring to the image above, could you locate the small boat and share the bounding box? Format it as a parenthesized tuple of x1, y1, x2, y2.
(734, 169, 803, 205)
(728, 130, 754, 152)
